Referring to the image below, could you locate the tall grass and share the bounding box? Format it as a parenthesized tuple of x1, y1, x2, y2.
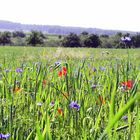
(0, 47, 140, 139)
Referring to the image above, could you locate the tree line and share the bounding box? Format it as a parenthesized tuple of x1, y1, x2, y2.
(0, 30, 140, 48)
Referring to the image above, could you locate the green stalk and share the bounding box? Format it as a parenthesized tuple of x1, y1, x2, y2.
(100, 93, 140, 140)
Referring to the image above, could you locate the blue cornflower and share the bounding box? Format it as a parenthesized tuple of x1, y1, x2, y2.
(121, 36, 131, 42)
(99, 66, 106, 71)
(15, 68, 22, 73)
(121, 115, 128, 121)
(93, 67, 97, 72)
(4, 68, 9, 73)
(55, 61, 61, 66)
(50, 101, 55, 106)
(91, 84, 97, 89)
(33, 62, 41, 66)
(69, 101, 80, 110)
(0, 133, 10, 139)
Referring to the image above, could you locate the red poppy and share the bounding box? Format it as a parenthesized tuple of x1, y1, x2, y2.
(62, 67, 67, 75)
(96, 95, 105, 105)
(121, 80, 132, 90)
(58, 70, 62, 77)
(13, 87, 23, 93)
(42, 80, 47, 87)
(58, 67, 67, 77)
(57, 107, 63, 116)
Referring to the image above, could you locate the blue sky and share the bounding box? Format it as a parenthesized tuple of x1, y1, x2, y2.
(0, 0, 140, 31)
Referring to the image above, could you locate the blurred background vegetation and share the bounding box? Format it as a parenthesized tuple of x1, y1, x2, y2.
(0, 30, 140, 48)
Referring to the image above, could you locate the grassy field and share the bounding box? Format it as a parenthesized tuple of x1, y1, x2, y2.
(0, 46, 140, 139)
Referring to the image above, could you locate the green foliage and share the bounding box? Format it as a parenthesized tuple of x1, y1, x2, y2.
(0, 31, 12, 45)
(27, 30, 46, 46)
(80, 31, 89, 36)
(62, 32, 101, 48)
(0, 47, 140, 139)
(0, 30, 140, 48)
(132, 33, 140, 48)
(79, 32, 89, 47)
(45, 39, 61, 47)
(100, 36, 112, 48)
(12, 37, 27, 46)
(83, 34, 101, 47)
(62, 33, 81, 47)
(12, 31, 26, 38)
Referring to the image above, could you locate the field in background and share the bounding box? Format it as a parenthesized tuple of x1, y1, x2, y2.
(0, 46, 140, 62)
(0, 47, 140, 139)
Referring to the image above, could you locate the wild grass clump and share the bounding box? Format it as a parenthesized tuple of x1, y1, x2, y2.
(0, 47, 140, 139)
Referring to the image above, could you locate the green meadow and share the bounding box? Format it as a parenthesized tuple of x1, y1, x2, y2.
(0, 46, 140, 139)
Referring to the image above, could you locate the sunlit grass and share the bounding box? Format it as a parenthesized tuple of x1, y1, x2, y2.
(0, 46, 140, 139)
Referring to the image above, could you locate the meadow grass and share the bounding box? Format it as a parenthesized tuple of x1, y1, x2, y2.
(0, 46, 140, 139)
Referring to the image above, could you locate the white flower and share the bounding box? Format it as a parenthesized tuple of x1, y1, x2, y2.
(37, 102, 43, 106)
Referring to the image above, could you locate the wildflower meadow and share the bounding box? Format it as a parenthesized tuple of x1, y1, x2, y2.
(0, 47, 140, 139)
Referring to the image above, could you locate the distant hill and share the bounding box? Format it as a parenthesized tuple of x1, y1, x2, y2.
(0, 20, 137, 35)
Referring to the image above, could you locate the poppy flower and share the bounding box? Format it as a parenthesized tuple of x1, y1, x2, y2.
(57, 107, 63, 116)
(42, 80, 47, 87)
(58, 67, 67, 77)
(13, 87, 23, 93)
(58, 71, 62, 77)
(121, 80, 132, 90)
(96, 95, 105, 105)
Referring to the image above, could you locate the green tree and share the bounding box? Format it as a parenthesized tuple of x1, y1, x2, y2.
(116, 32, 122, 37)
(0, 31, 12, 45)
(105, 33, 124, 49)
(62, 33, 81, 47)
(131, 33, 140, 48)
(100, 34, 109, 38)
(81, 31, 89, 36)
(0, 32, 2, 44)
(84, 34, 101, 48)
(27, 30, 45, 46)
(12, 31, 25, 38)
(79, 31, 89, 47)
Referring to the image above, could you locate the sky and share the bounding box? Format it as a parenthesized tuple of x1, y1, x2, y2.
(0, 0, 140, 31)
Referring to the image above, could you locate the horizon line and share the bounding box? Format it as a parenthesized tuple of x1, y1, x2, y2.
(0, 19, 139, 33)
